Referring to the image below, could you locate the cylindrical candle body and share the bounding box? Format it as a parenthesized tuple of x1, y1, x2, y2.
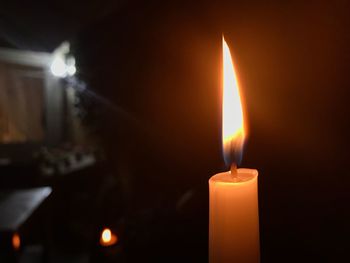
(209, 168, 259, 263)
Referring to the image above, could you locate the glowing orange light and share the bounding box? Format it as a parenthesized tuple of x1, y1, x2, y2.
(12, 233, 21, 251)
(222, 37, 246, 163)
(100, 228, 118, 247)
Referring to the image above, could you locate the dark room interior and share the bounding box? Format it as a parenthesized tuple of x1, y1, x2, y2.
(0, 0, 349, 262)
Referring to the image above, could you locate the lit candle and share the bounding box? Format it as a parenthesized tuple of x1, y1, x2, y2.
(100, 228, 118, 247)
(209, 37, 260, 263)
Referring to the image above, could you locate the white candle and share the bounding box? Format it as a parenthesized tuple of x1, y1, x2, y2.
(209, 37, 260, 263)
(209, 169, 259, 263)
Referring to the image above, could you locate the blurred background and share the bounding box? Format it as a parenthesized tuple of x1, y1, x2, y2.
(0, 0, 349, 262)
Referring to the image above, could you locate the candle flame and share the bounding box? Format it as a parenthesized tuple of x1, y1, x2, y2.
(12, 232, 20, 251)
(222, 37, 246, 166)
(100, 228, 118, 247)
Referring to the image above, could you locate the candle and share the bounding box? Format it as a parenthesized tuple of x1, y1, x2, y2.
(100, 228, 118, 247)
(209, 37, 260, 263)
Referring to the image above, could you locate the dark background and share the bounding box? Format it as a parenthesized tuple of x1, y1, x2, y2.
(1, 0, 350, 262)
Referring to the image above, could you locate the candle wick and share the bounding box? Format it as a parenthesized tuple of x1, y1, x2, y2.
(230, 163, 238, 181)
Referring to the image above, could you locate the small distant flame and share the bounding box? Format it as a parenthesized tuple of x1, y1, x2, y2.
(100, 228, 118, 247)
(222, 37, 246, 166)
(12, 233, 20, 251)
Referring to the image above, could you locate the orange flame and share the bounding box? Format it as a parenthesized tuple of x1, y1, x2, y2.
(222, 37, 246, 165)
(100, 228, 118, 247)
(12, 233, 20, 251)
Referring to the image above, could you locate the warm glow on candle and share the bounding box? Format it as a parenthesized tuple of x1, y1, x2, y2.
(222, 37, 246, 165)
(100, 228, 118, 247)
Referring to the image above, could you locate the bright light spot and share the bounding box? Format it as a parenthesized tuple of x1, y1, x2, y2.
(66, 65, 76, 76)
(50, 42, 76, 78)
(102, 228, 112, 243)
(66, 56, 76, 76)
(50, 56, 67, 77)
(12, 233, 21, 251)
(100, 228, 118, 247)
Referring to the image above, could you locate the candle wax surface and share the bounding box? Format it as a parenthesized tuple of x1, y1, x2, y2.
(209, 168, 259, 263)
